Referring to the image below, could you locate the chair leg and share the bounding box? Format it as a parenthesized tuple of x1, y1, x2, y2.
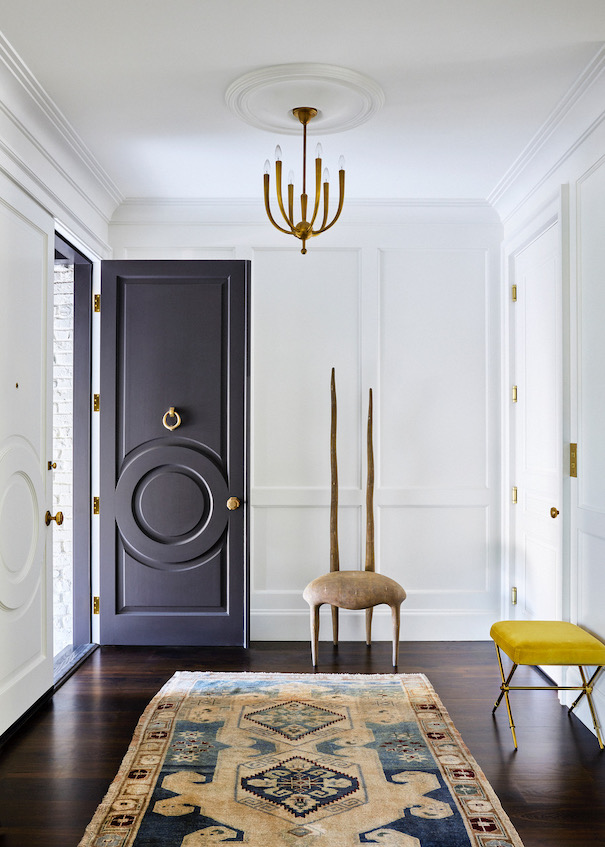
(365, 607, 373, 647)
(493, 644, 518, 749)
(310, 604, 320, 667)
(391, 603, 400, 667)
(571, 666, 605, 750)
(331, 606, 339, 646)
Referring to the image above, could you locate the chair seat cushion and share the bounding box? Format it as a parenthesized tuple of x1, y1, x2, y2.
(490, 620, 605, 666)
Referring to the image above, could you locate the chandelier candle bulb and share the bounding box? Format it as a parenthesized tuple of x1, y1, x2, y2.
(263, 105, 346, 254)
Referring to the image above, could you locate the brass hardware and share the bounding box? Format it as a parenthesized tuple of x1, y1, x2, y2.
(511, 284, 517, 302)
(93, 496, 100, 515)
(48, 461, 57, 470)
(93, 294, 100, 312)
(570, 442, 577, 478)
(226, 496, 241, 511)
(550, 506, 560, 519)
(162, 406, 182, 431)
(511, 586, 517, 605)
(93, 596, 100, 615)
(93, 394, 100, 412)
(512, 486, 517, 504)
(512, 385, 517, 403)
(45, 510, 64, 526)
(264, 106, 345, 254)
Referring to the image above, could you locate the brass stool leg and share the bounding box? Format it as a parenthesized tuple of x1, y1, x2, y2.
(493, 643, 518, 749)
(570, 666, 605, 750)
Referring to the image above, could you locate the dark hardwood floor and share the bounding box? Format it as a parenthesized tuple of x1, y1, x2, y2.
(1, 641, 604, 846)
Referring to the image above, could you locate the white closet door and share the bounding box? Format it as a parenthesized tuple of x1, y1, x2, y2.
(512, 222, 563, 621)
(0, 174, 54, 736)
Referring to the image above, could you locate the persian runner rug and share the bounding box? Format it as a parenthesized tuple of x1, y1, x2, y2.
(78, 672, 524, 847)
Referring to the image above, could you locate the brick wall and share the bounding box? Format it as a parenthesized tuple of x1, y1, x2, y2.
(53, 263, 74, 655)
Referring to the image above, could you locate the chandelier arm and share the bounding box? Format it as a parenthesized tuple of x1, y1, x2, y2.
(317, 181, 330, 232)
(315, 169, 345, 234)
(264, 174, 295, 235)
(275, 160, 295, 228)
(288, 182, 294, 224)
(308, 157, 322, 229)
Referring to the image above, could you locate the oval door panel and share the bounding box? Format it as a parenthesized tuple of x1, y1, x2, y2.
(115, 442, 229, 568)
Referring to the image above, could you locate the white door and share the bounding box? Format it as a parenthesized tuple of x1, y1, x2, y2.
(511, 222, 563, 621)
(0, 174, 54, 736)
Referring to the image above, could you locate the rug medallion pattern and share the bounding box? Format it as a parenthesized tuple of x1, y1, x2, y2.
(78, 672, 524, 847)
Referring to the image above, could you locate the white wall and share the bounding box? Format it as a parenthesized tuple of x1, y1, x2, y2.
(495, 48, 605, 735)
(110, 200, 503, 641)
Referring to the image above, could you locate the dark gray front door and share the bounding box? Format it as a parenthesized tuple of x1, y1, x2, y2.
(99, 260, 249, 645)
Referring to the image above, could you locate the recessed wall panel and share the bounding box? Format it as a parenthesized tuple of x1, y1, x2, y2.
(579, 162, 605, 512)
(379, 249, 488, 490)
(253, 505, 361, 592)
(578, 531, 605, 636)
(380, 506, 488, 593)
(253, 250, 361, 489)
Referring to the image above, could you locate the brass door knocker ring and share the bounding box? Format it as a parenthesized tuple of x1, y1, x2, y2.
(162, 406, 182, 431)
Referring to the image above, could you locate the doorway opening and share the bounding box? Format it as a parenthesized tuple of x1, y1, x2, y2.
(52, 233, 95, 682)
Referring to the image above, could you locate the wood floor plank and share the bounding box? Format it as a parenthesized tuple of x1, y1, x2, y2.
(1, 641, 604, 846)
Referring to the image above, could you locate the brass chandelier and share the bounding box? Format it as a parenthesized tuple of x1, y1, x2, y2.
(263, 107, 345, 254)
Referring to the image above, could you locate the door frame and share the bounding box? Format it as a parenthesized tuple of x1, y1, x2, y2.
(504, 190, 567, 624)
(54, 233, 93, 645)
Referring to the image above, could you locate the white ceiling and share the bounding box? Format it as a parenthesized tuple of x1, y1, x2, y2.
(1, 0, 604, 202)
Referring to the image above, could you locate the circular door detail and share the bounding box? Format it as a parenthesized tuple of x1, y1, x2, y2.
(0, 439, 44, 611)
(115, 444, 229, 567)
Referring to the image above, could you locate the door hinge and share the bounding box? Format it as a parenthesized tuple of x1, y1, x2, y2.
(512, 486, 518, 504)
(93, 496, 100, 515)
(93, 596, 100, 615)
(94, 293, 100, 312)
(511, 586, 518, 605)
(570, 442, 578, 478)
(512, 385, 518, 403)
(93, 393, 100, 412)
(511, 284, 517, 302)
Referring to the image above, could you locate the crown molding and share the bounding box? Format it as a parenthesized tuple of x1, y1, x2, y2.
(0, 32, 123, 207)
(119, 196, 493, 209)
(488, 45, 605, 209)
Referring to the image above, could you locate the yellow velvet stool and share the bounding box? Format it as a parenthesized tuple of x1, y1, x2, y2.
(490, 620, 605, 749)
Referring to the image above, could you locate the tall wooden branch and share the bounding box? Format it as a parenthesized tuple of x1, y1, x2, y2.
(330, 368, 340, 572)
(365, 388, 375, 572)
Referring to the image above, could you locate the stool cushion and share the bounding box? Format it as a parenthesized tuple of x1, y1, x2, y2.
(490, 620, 605, 666)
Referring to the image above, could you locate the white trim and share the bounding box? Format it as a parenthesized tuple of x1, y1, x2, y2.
(0, 33, 122, 206)
(488, 46, 605, 210)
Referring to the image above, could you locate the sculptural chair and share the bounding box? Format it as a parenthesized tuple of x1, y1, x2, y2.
(303, 370, 406, 667)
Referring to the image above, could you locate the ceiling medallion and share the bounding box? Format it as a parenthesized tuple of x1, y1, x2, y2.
(225, 63, 384, 135)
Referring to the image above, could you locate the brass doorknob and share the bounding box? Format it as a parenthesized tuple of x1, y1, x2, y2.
(550, 507, 560, 519)
(226, 497, 241, 511)
(45, 510, 64, 526)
